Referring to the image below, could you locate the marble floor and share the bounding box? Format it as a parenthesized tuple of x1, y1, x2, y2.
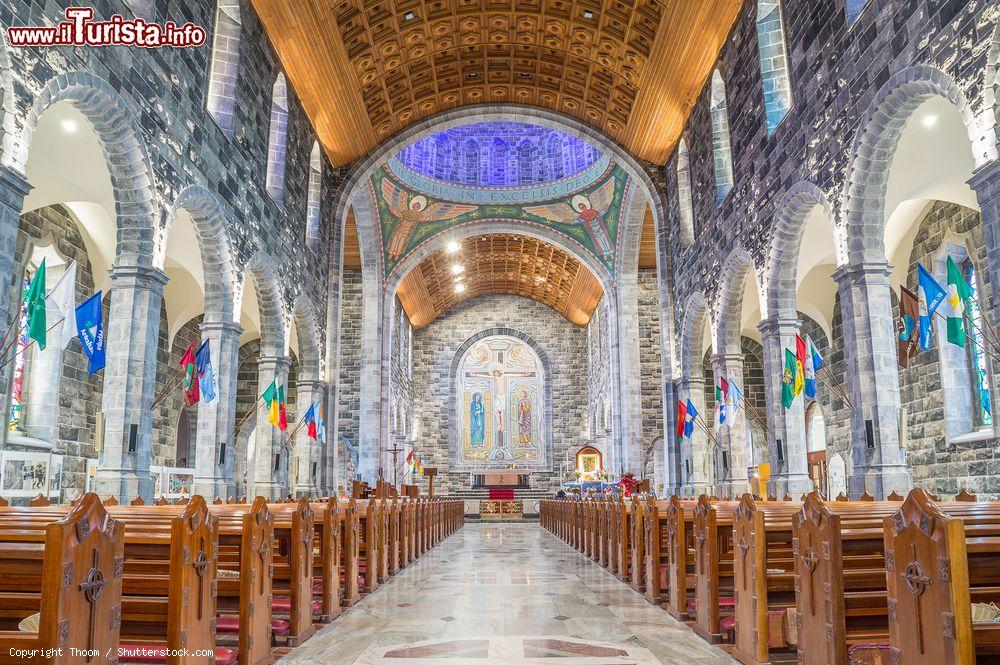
(279, 522, 736, 664)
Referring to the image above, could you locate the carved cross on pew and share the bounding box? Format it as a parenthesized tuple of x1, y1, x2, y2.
(303, 524, 314, 577)
(737, 537, 750, 589)
(901, 546, 931, 655)
(694, 524, 708, 576)
(79, 548, 108, 663)
(193, 539, 210, 621)
(799, 544, 819, 615)
(257, 537, 270, 595)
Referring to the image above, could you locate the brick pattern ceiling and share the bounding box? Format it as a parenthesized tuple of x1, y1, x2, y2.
(252, 0, 742, 165)
(396, 234, 604, 327)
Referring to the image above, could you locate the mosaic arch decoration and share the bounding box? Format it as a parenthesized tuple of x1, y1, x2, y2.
(457, 336, 544, 466)
(370, 160, 630, 278)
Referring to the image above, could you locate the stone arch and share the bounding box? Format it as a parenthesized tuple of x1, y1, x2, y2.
(765, 181, 839, 322)
(291, 293, 322, 382)
(715, 246, 761, 354)
(842, 65, 988, 265)
(986, 19, 1000, 160)
(242, 251, 287, 357)
(678, 291, 710, 380)
(447, 326, 553, 469)
(13, 71, 159, 267)
(164, 186, 238, 324)
(0, 36, 16, 168)
(334, 104, 669, 291)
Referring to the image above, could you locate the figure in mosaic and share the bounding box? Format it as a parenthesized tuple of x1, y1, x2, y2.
(381, 179, 475, 258)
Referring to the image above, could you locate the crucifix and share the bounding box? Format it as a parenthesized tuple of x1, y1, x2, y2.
(387, 443, 405, 487)
(465, 347, 536, 452)
(193, 540, 210, 621)
(799, 542, 819, 615)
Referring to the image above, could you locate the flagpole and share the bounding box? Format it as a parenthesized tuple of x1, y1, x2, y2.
(931, 309, 1000, 360)
(815, 367, 854, 409)
(149, 374, 187, 411)
(232, 397, 265, 438)
(0, 316, 66, 374)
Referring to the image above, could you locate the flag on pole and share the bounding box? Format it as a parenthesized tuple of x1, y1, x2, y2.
(804, 335, 821, 398)
(725, 381, 743, 423)
(716, 377, 729, 426)
(304, 403, 318, 440)
(676, 400, 687, 442)
(917, 263, 946, 350)
(49, 261, 78, 351)
(195, 341, 215, 403)
(263, 380, 288, 430)
(179, 340, 200, 407)
(794, 335, 806, 397)
(944, 256, 973, 347)
(782, 348, 797, 408)
(684, 399, 698, 439)
(897, 286, 920, 368)
(75, 291, 105, 375)
(25, 258, 46, 350)
(317, 401, 326, 442)
(406, 449, 414, 463)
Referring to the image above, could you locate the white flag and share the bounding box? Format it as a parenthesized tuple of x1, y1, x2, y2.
(49, 261, 78, 351)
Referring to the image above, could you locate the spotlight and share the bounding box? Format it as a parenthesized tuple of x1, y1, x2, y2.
(446, 241, 461, 253)
(455, 283, 466, 294)
(61, 119, 78, 133)
(403, 11, 415, 19)
(451, 264, 465, 275)
(922, 114, 938, 128)
(583, 10, 594, 18)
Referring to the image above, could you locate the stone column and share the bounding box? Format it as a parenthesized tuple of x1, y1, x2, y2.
(613, 282, 644, 477)
(757, 317, 813, 498)
(250, 354, 290, 500)
(832, 263, 910, 499)
(970, 160, 1000, 429)
(355, 275, 383, 484)
(680, 377, 710, 497)
(0, 167, 30, 449)
(293, 379, 323, 496)
(717, 352, 750, 498)
(192, 320, 242, 499)
(93, 265, 168, 501)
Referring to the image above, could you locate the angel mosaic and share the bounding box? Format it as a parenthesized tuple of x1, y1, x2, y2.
(381, 179, 475, 258)
(523, 178, 616, 261)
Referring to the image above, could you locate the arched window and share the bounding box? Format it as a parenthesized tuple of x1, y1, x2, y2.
(710, 71, 735, 202)
(963, 259, 992, 428)
(205, 1, 242, 136)
(676, 138, 695, 246)
(306, 141, 322, 250)
(845, 0, 870, 25)
(755, 0, 793, 134)
(265, 74, 289, 204)
(517, 140, 534, 185)
(8, 268, 32, 432)
(463, 140, 479, 185)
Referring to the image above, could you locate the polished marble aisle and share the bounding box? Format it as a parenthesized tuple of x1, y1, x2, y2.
(280, 522, 736, 664)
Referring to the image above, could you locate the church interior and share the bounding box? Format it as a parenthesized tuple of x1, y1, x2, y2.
(0, 0, 998, 663)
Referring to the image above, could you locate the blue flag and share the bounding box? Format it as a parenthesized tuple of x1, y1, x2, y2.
(195, 341, 215, 403)
(684, 399, 698, 438)
(917, 263, 946, 350)
(75, 291, 105, 375)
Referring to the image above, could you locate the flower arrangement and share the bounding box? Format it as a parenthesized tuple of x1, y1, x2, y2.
(619, 472, 638, 496)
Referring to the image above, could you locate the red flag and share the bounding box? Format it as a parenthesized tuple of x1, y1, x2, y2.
(179, 340, 200, 407)
(676, 400, 686, 443)
(795, 334, 807, 396)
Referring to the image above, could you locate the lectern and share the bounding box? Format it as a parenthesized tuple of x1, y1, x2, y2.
(423, 467, 438, 497)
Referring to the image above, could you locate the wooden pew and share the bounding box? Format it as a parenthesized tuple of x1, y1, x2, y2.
(691, 496, 738, 643)
(628, 495, 645, 592)
(0, 493, 124, 664)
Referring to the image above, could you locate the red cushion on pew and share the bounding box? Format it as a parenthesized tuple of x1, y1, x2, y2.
(272, 596, 322, 614)
(118, 646, 236, 665)
(719, 596, 735, 609)
(686, 599, 696, 613)
(719, 616, 736, 632)
(215, 616, 291, 636)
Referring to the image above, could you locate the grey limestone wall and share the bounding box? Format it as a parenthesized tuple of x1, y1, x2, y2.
(411, 294, 589, 494)
(335, 270, 363, 451)
(638, 269, 664, 477)
(586, 297, 612, 461)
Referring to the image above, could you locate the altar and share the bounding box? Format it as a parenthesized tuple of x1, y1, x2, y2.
(470, 469, 532, 488)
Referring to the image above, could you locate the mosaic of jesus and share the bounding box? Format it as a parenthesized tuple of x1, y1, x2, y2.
(458, 336, 542, 464)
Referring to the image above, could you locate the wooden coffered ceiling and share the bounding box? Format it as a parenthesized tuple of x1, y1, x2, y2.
(252, 0, 742, 166)
(396, 234, 604, 327)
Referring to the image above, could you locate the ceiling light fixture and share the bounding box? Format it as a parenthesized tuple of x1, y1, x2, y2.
(451, 264, 465, 275)
(446, 240, 461, 253)
(455, 283, 467, 294)
(583, 10, 594, 19)
(403, 11, 415, 20)
(922, 114, 938, 128)
(61, 119, 78, 133)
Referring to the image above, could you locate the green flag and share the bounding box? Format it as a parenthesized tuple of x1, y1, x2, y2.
(25, 259, 46, 350)
(781, 348, 797, 409)
(944, 256, 973, 347)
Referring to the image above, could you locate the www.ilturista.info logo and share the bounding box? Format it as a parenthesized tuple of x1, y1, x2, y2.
(7, 7, 206, 48)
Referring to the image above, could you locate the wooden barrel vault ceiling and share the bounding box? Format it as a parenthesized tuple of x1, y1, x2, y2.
(252, 0, 743, 166)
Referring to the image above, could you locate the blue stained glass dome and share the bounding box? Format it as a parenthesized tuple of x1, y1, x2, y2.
(394, 122, 603, 188)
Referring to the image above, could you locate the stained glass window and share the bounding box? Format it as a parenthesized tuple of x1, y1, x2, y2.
(963, 260, 992, 427)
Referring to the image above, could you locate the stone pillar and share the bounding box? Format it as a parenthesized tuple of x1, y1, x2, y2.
(250, 354, 290, 500)
(717, 352, 750, 498)
(192, 320, 242, 499)
(0, 167, 30, 447)
(757, 317, 813, 498)
(680, 377, 710, 497)
(613, 282, 644, 477)
(293, 379, 323, 496)
(356, 276, 382, 484)
(970, 160, 1000, 428)
(94, 265, 168, 501)
(832, 263, 911, 499)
